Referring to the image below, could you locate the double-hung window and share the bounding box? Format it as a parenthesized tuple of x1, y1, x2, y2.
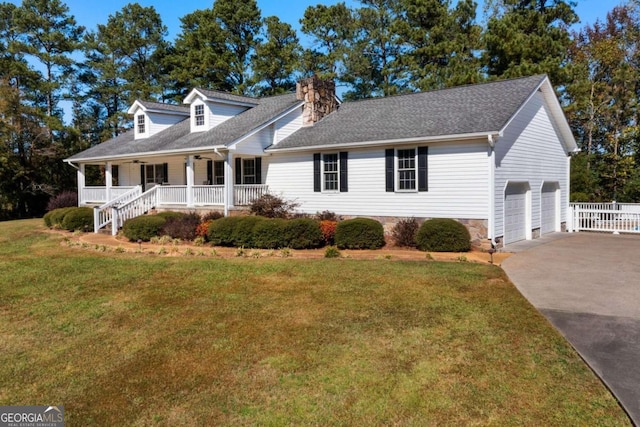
(137, 114, 145, 134)
(194, 104, 205, 127)
(314, 152, 348, 192)
(242, 159, 256, 184)
(397, 148, 416, 191)
(385, 147, 428, 192)
(323, 154, 339, 191)
(145, 164, 167, 186)
(213, 161, 224, 185)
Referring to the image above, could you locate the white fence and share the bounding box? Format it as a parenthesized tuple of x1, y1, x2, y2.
(569, 203, 640, 234)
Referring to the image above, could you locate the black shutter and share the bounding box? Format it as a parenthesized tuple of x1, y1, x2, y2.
(163, 163, 168, 184)
(339, 151, 348, 192)
(255, 157, 262, 184)
(140, 164, 145, 191)
(385, 149, 394, 192)
(207, 160, 213, 185)
(313, 153, 321, 192)
(235, 157, 242, 184)
(418, 146, 428, 192)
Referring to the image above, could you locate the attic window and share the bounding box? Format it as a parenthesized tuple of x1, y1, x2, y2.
(137, 114, 145, 134)
(195, 104, 205, 126)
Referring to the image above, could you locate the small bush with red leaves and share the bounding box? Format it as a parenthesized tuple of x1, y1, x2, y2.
(160, 212, 201, 241)
(319, 220, 337, 245)
(392, 217, 420, 247)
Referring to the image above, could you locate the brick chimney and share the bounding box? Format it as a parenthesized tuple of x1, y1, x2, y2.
(296, 75, 337, 126)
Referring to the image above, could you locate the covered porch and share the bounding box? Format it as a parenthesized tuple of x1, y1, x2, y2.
(76, 151, 268, 209)
(73, 151, 269, 234)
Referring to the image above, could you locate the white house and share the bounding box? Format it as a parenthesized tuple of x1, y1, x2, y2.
(64, 75, 578, 247)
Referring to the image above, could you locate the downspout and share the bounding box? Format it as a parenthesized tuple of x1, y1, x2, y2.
(488, 134, 497, 248)
(64, 160, 80, 170)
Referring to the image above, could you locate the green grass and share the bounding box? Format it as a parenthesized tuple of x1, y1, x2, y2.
(0, 219, 630, 426)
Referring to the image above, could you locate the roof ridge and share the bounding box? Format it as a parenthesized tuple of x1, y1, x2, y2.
(341, 74, 548, 106)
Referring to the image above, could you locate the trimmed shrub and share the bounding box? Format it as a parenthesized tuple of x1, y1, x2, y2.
(392, 217, 420, 247)
(231, 216, 266, 247)
(284, 218, 323, 249)
(156, 211, 185, 220)
(253, 218, 288, 249)
(46, 191, 78, 211)
(61, 207, 94, 232)
(335, 218, 385, 249)
(207, 216, 241, 246)
(122, 215, 167, 242)
(319, 220, 338, 246)
(249, 194, 299, 218)
(415, 218, 471, 252)
(46, 207, 75, 228)
(160, 212, 201, 241)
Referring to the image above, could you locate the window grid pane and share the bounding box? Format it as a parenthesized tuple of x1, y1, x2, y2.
(323, 154, 338, 191)
(137, 115, 145, 133)
(195, 105, 205, 126)
(397, 149, 416, 190)
(243, 159, 255, 184)
(214, 161, 224, 185)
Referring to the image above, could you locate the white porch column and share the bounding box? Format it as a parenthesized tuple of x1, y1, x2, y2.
(105, 162, 113, 202)
(77, 164, 85, 205)
(224, 152, 234, 216)
(186, 155, 195, 207)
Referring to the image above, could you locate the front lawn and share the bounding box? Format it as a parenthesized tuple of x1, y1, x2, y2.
(0, 220, 629, 425)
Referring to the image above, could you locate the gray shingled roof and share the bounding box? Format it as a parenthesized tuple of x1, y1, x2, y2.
(67, 93, 300, 161)
(138, 100, 190, 114)
(193, 88, 258, 105)
(270, 75, 547, 150)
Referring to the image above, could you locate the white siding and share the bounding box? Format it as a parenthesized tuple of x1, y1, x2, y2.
(265, 141, 489, 219)
(274, 107, 303, 145)
(147, 112, 185, 136)
(209, 102, 248, 128)
(494, 91, 569, 238)
(234, 126, 273, 155)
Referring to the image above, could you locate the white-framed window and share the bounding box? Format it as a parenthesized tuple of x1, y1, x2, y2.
(194, 104, 205, 126)
(137, 114, 146, 134)
(242, 159, 256, 184)
(323, 153, 339, 191)
(397, 148, 416, 191)
(213, 161, 224, 185)
(145, 164, 166, 186)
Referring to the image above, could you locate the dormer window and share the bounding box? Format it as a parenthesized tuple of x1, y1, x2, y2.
(195, 104, 205, 126)
(137, 114, 145, 134)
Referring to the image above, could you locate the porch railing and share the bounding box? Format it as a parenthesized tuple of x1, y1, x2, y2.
(194, 185, 224, 205)
(235, 184, 268, 206)
(82, 186, 136, 204)
(569, 203, 640, 234)
(93, 186, 142, 233)
(110, 186, 159, 235)
(93, 184, 270, 234)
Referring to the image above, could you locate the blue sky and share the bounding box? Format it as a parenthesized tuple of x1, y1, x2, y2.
(8, 0, 624, 42)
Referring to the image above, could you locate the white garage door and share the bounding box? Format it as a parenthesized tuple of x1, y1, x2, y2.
(541, 183, 557, 235)
(504, 183, 527, 244)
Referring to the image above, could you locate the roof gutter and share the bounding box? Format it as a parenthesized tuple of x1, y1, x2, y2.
(64, 160, 80, 170)
(266, 131, 497, 153)
(63, 145, 228, 164)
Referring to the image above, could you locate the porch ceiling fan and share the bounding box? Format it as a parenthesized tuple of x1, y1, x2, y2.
(123, 159, 147, 164)
(194, 155, 212, 160)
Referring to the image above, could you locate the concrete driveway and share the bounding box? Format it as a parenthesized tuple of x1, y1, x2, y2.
(502, 232, 640, 425)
